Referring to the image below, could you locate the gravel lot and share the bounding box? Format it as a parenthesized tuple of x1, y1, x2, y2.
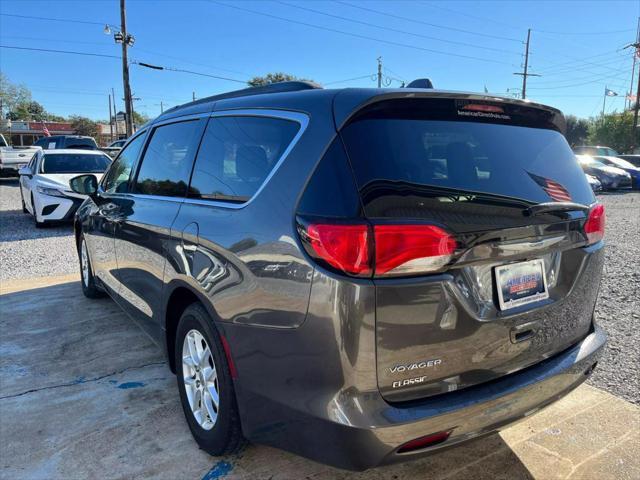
(0, 178, 77, 281)
(0, 178, 638, 404)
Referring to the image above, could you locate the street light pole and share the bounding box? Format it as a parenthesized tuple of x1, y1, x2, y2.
(119, 0, 134, 137)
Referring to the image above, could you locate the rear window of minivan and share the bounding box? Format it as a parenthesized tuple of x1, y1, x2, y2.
(341, 98, 594, 209)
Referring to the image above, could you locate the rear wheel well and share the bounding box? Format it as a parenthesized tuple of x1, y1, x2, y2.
(165, 287, 200, 373)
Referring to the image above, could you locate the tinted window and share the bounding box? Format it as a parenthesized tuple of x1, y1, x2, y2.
(103, 132, 146, 193)
(41, 153, 111, 174)
(342, 102, 593, 207)
(135, 120, 202, 197)
(297, 138, 361, 218)
(189, 116, 299, 202)
(63, 137, 97, 149)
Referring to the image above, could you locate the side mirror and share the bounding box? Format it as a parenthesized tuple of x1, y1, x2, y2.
(18, 167, 32, 177)
(69, 174, 98, 197)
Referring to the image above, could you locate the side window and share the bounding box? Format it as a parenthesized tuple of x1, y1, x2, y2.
(189, 116, 300, 202)
(134, 120, 203, 197)
(102, 133, 146, 193)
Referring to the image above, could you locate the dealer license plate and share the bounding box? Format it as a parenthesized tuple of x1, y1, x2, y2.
(495, 259, 549, 311)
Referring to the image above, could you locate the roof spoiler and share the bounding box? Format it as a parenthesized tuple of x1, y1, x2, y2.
(405, 78, 434, 89)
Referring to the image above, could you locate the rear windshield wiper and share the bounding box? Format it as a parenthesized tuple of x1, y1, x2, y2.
(524, 201, 590, 216)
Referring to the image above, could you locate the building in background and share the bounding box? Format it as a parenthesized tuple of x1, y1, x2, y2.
(0, 120, 124, 147)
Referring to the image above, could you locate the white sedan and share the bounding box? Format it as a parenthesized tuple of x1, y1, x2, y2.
(19, 149, 112, 227)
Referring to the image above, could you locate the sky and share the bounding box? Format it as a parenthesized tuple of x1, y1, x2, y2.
(1, 0, 639, 121)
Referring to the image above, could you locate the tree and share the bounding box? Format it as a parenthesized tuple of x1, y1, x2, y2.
(0, 73, 32, 118)
(69, 115, 100, 138)
(132, 111, 150, 126)
(588, 111, 640, 154)
(8, 101, 49, 122)
(247, 72, 315, 87)
(564, 115, 590, 147)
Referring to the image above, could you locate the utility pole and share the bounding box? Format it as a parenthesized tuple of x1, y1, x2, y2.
(192, 91, 196, 102)
(108, 94, 114, 141)
(160, 101, 164, 114)
(111, 87, 118, 138)
(513, 29, 540, 99)
(632, 19, 640, 140)
(119, 0, 134, 136)
(627, 17, 640, 110)
(377, 57, 382, 88)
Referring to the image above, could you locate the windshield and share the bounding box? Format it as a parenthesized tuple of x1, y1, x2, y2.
(605, 157, 636, 169)
(41, 153, 111, 174)
(577, 156, 605, 167)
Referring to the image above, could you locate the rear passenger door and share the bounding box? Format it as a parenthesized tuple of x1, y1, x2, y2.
(167, 111, 313, 328)
(113, 116, 206, 341)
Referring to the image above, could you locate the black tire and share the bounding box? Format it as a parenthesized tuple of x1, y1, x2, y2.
(175, 303, 245, 456)
(31, 195, 45, 228)
(79, 235, 104, 298)
(20, 186, 27, 213)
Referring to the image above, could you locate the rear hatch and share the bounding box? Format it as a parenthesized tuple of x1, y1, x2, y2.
(317, 95, 605, 402)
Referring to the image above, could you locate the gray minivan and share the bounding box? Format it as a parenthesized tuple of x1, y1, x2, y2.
(70, 82, 606, 470)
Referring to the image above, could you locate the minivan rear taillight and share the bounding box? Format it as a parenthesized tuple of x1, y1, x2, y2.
(374, 225, 457, 276)
(584, 203, 605, 245)
(300, 222, 457, 278)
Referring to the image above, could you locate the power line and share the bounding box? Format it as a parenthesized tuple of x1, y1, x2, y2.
(209, 1, 515, 66)
(323, 74, 374, 86)
(0, 45, 248, 84)
(0, 12, 115, 27)
(530, 66, 629, 86)
(336, 1, 523, 43)
(534, 27, 636, 36)
(528, 67, 629, 90)
(0, 44, 120, 59)
(277, 1, 521, 55)
(133, 61, 247, 84)
(0, 35, 107, 47)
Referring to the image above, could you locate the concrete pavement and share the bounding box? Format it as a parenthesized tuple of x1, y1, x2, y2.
(0, 276, 638, 480)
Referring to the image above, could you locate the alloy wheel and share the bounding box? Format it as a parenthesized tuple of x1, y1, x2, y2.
(182, 329, 220, 430)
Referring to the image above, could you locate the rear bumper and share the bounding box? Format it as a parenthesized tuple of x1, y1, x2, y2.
(240, 324, 606, 470)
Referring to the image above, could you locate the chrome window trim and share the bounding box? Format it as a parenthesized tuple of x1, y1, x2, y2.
(183, 109, 310, 210)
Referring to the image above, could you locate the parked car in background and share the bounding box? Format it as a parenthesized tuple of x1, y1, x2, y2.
(70, 82, 606, 471)
(19, 149, 111, 227)
(615, 154, 640, 168)
(102, 138, 127, 158)
(573, 145, 620, 157)
(586, 173, 602, 192)
(576, 155, 631, 190)
(33, 135, 98, 150)
(0, 134, 41, 177)
(593, 156, 640, 189)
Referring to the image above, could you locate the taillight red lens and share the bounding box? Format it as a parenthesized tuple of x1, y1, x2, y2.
(374, 225, 457, 276)
(302, 222, 457, 278)
(305, 224, 371, 276)
(584, 203, 605, 245)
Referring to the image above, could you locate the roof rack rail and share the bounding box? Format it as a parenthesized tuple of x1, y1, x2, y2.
(163, 81, 322, 114)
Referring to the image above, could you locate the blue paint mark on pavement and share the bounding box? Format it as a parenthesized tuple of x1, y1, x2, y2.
(201, 460, 233, 480)
(117, 381, 145, 389)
